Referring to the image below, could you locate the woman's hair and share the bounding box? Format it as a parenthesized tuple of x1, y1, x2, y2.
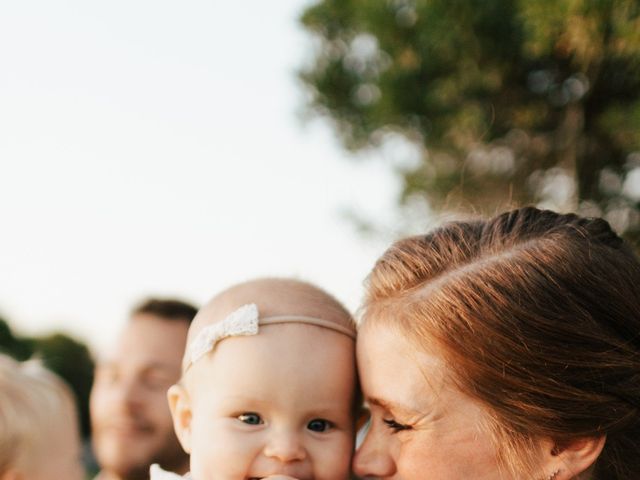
(0, 353, 78, 475)
(362, 207, 640, 479)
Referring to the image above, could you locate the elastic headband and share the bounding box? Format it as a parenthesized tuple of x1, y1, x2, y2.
(184, 303, 355, 371)
(259, 315, 356, 338)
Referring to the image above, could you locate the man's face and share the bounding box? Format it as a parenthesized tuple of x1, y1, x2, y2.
(90, 314, 189, 479)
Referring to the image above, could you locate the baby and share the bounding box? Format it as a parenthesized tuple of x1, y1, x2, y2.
(151, 278, 359, 480)
(0, 354, 85, 480)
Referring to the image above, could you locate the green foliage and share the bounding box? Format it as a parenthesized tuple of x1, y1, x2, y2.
(31, 334, 95, 438)
(0, 318, 94, 438)
(300, 0, 640, 242)
(0, 317, 33, 360)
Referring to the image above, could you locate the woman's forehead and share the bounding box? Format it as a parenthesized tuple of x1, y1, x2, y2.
(357, 325, 447, 406)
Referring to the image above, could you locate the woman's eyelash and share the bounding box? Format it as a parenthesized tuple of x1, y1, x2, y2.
(383, 418, 412, 433)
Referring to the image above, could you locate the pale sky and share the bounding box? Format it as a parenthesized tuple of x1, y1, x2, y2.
(0, 0, 405, 352)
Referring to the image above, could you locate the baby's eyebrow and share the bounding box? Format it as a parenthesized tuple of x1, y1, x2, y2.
(220, 395, 269, 404)
(307, 402, 352, 415)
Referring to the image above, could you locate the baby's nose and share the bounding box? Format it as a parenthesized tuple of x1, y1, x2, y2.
(263, 430, 307, 463)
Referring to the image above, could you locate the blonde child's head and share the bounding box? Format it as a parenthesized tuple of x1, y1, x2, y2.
(0, 354, 84, 480)
(168, 278, 358, 480)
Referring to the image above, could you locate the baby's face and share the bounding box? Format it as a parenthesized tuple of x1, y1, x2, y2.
(176, 323, 356, 480)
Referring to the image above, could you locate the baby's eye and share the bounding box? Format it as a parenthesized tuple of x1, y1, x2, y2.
(237, 412, 263, 425)
(307, 418, 333, 432)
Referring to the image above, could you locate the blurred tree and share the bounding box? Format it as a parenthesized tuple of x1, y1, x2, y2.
(0, 317, 33, 360)
(0, 318, 94, 437)
(299, 0, 640, 242)
(31, 333, 95, 437)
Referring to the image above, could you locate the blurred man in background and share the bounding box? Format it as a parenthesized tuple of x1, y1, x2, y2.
(91, 298, 197, 480)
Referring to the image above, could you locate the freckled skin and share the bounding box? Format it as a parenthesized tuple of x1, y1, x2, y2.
(353, 324, 505, 480)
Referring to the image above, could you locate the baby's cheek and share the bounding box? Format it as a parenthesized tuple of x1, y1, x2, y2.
(314, 433, 355, 480)
(190, 425, 262, 480)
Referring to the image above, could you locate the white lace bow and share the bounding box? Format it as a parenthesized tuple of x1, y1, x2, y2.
(187, 303, 259, 367)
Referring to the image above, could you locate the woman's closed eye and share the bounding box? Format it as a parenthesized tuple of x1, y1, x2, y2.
(383, 418, 412, 433)
(237, 412, 263, 425)
(307, 418, 333, 432)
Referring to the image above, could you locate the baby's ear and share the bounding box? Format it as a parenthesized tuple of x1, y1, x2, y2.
(167, 383, 193, 454)
(539, 435, 606, 479)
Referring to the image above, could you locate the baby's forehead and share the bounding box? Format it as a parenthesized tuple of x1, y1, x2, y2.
(182, 279, 356, 371)
(186, 288, 295, 344)
(187, 281, 350, 343)
(184, 322, 356, 396)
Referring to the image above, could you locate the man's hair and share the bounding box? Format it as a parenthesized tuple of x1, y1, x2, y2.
(132, 298, 198, 325)
(0, 354, 78, 475)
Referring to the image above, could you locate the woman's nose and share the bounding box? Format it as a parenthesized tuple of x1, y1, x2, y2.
(352, 427, 396, 477)
(263, 430, 307, 463)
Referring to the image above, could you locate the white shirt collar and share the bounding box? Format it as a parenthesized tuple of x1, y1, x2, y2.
(150, 464, 192, 480)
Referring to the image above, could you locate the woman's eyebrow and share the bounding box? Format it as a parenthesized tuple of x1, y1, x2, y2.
(367, 396, 416, 416)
